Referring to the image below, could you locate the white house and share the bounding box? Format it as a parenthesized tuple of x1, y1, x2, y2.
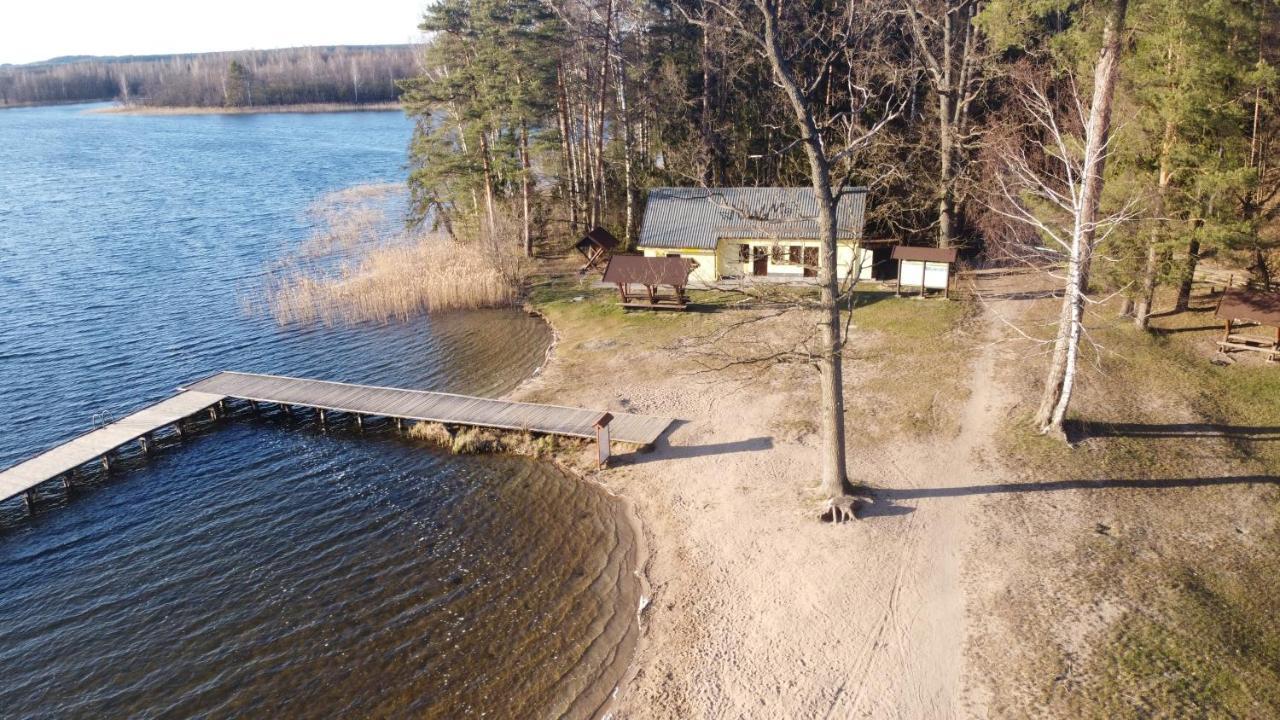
(636, 187, 874, 286)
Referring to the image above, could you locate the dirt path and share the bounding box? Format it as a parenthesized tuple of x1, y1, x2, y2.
(519, 273, 1027, 718)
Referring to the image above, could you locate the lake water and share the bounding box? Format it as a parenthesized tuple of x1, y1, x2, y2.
(0, 104, 638, 718)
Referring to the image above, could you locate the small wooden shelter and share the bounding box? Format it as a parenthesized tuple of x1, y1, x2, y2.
(602, 255, 692, 310)
(892, 246, 959, 298)
(575, 226, 621, 272)
(1214, 287, 1280, 362)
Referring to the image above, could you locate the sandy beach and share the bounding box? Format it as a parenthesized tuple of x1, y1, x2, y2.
(515, 270, 1029, 718)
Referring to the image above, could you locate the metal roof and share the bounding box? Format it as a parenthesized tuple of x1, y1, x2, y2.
(1215, 287, 1280, 327)
(892, 246, 958, 263)
(602, 255, 694, 287)
(637, 187, 868, 250)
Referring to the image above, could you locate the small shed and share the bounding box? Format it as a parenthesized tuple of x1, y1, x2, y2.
(1214, 287, 1280, 362)
(602, 255, 693, 311)
(575, 226, 621, 271)
(892, 246, 959, 298)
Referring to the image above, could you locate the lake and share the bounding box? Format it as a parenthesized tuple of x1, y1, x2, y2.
(0, 104, 638, 718)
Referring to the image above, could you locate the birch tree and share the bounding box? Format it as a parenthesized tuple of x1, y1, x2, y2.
(992, 1, 1133, 438)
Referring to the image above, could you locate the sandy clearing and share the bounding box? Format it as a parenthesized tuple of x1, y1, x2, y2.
(515, 271, 1036, 718)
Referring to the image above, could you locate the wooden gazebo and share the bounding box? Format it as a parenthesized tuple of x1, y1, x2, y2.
(602, 255, 693, 311)
(574, 226, 621, 272)
(1215, 287, 1280, 362)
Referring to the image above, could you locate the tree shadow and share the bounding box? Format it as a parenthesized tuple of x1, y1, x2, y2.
(1068, 420, 1280, 442)
(974, 289, 1062, 301)
(870, 475, 1278, 500)
(1151, 324, 1226, 335)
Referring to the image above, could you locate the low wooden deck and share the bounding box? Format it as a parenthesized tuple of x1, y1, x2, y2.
(183, 371, 672, 446)
(0, 390, 226, 506)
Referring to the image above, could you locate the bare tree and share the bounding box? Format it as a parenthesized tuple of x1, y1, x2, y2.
(691, 0, 903, 500)
(901, 0, 988, 249)
(991, 69, 1136, 438)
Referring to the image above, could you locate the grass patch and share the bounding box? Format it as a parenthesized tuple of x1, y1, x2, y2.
(848, 294, 980, 443)
(989, 285, 1280, 717)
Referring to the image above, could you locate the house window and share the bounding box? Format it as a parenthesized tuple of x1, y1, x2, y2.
(739, 244, 751, 263)
(667, 253, 681, 258)
(789, 245, 802, 264)
(771, 245, 784, 263)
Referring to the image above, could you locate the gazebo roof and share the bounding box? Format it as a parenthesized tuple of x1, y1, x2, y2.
(602, 255, 693, 287)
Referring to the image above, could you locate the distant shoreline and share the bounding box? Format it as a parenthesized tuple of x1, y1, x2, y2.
(87, 101, 402, 116)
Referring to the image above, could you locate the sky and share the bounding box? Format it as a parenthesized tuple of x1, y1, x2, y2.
(0, 0, 427, 65)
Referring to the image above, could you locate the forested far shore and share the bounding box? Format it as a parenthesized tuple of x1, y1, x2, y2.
(0, 45, 418, 109)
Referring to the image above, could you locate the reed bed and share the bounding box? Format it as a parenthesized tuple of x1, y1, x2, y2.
(260, 183, 526, 326)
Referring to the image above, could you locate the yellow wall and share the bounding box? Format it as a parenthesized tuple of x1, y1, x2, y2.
(718, 238, 872, 281)
(644, 240, 871, 284)
(641, 248, 719, 285)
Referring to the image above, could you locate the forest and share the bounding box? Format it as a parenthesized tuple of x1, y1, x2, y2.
(0, 45, 418, 108)
(402, 0, 1280, 297)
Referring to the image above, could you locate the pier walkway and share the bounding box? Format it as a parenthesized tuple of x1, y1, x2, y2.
(2, 372, 672, 511)
(183, 371, 671, 446)
(0, 391, 226, 507)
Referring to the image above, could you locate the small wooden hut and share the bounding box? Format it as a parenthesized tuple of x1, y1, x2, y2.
(892, 246, 959, 298)
(602, 255, 693, 311)
(574, 226, 621, 272)
(1214, 287, 1280, 362)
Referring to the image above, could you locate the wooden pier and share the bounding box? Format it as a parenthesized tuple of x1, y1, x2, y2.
(183, 372, 672, 445)
(2, 372, 672, 512)
(0, 391, 226, 509)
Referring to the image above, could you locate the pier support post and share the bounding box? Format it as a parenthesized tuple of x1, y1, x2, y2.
(395, 417, 404, 433)
(62, 473, 72, 490)
(100, 454, 112, 472)
(139, 433, 153, 454)
(23, 490, 34, 514)
(217, 400, 228, 415)
(281, 404, 292, 417)
(175, 420, 186, 438)
(355, 414, 364, 432)
(208, 407, 218, 422)
(249, 400, 259, 414)
(318, 409, 327, 427)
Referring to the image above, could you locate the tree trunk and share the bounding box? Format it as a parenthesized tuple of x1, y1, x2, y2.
(759, 3, 847, 497)
(1135, 120, 1174, 329)
(1034, 0, 1128, 434)
(556, 64, 579, 236)
(1133, 243, 1160, 328)
(1075, 0, 1129, 290)
(478, 129, 499, 243)
(938, 91, 955, 248)
(615, 40, 636, 247)
(1174, 237, 1200, 311)
(520, 121, 533, 257)
(700, 9, 724, 185)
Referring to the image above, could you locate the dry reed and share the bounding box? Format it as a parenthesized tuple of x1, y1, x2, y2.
(261, 184, 526, 326)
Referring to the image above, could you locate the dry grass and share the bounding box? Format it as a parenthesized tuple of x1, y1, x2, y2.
(972, 280, 1280, 718)
(406, 421, 453, 446)
(406, 421, 578, 459)
(257, 184, 526, 326)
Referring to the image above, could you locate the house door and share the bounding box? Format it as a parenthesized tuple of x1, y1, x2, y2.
(803, 247, 818, 277)
(753, 249, 769, 276)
